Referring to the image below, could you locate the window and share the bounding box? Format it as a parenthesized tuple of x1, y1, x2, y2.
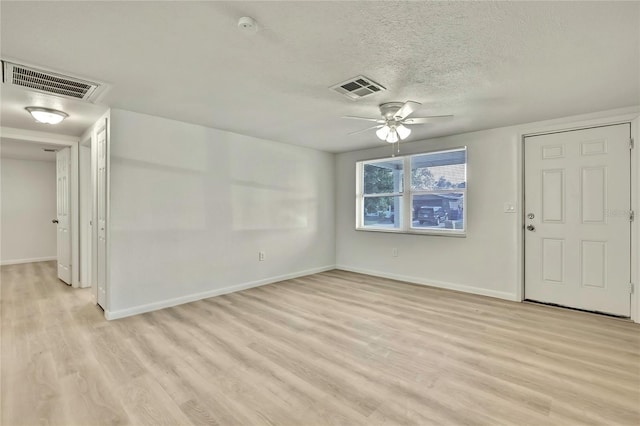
(356, 148, 467, 235)
(359, 157, 404, 229)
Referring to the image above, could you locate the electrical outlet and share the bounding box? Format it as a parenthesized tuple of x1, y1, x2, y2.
(392, 248, 398, 257)
(259, 251, 265, 261)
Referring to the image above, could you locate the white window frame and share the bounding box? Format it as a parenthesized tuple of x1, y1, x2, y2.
(356, 147, 467, 236)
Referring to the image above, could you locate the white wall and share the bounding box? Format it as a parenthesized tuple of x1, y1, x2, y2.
(337, 127, 521, 300)
(1, 158, 57, 264)
(336, 108, 640, 310)
(106, 109, 335, 318)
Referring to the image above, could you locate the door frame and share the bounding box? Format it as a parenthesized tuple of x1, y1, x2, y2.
(517, 111, 640, 323)
(0, 127, 81, 287)
(79, 138, 92, 288)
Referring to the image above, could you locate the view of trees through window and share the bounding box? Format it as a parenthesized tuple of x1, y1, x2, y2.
(363, 164, 401, 216)
(411, 165, 465, 191)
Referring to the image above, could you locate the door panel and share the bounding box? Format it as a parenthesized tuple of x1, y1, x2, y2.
(581, 167, 606, 223)
(542, 238, 564, 283)
(542, 169, 565, 222)
(96, 124, 107, 309)
(581, 240, 606, 288)
(56, 148, 72, 284)
(525, 124, 631, 316)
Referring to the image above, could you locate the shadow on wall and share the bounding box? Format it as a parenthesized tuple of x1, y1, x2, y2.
(110, 156, 208, 232)
(228, 133, 319, 232)
(230, 180, 313, 230)
(110, 128, 322, 233)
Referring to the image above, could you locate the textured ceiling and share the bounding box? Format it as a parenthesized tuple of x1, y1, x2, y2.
(1, 1, 638, 152)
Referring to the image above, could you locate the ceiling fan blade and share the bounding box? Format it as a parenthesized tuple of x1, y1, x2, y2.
(403, 115, 454, 124)
(393, 101, 422, 120)
(342, 116, 385, 123)
(348, 125, 383, 136)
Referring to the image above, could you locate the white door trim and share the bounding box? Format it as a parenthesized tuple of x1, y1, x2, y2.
(518, 112, 640, 322)
(70, 143, 79, 287)
(0, 126, 78, 145)
(79, 141, 92, 288)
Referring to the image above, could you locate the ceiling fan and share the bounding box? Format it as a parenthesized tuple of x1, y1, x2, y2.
(343, 101, 452, 143)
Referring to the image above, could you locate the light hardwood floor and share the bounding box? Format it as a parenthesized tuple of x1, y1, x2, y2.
(1, 261, 639, 426)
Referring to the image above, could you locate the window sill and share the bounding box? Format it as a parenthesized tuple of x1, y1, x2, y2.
(355, 227, 467, 237)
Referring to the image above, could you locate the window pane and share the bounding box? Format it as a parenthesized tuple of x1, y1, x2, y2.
(363, 159, 403, 194)
(411, 149, 466, 191)
(363, 196, 402, 229)
(411, 193, 465, 231)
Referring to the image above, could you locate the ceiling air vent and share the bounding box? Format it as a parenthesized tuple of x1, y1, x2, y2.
(330, 75, 386, 100)
(2, 60, 100, 101)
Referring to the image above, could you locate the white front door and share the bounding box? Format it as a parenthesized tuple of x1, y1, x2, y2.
(56, 147, 72, 284)
(524, 124, 632, 316)
(96, 123, 107, 309)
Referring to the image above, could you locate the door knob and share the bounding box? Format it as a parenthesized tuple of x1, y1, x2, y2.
(52, 219, 59, 224)
(526, 224, 535, 231)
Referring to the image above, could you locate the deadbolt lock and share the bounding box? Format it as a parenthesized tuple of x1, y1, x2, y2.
(527, 213, 535, 219)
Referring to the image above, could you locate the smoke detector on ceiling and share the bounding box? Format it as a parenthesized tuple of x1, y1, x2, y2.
(1, 60, 105, 102)
(238, 17, 258, 34)
(330, 75, 386, 101)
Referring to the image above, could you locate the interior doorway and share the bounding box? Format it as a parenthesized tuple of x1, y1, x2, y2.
(524, 123, 633, 317)
(0, 139, 63, 267)
(78, 117, 108, 311)
(2, 123, 108, 315)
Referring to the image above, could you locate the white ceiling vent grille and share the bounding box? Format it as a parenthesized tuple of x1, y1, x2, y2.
(2, 60, 100, 101)
(330, 75, 386, 100)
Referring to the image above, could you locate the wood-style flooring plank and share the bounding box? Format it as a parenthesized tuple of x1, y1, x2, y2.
(1, 261, 639, 425)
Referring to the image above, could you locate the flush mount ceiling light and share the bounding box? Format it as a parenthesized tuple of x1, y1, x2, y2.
(25, 107, 68, 124)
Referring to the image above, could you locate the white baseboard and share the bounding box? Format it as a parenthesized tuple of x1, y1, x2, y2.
(104, 264, 336, 320)
(335, 264, 519, 302)
(1, 256, 57, 266)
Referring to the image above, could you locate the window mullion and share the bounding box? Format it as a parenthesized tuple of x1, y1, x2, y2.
(411, 189, 466, 196)
(363, 192, 401, 198)
(403, 156, 411, 231)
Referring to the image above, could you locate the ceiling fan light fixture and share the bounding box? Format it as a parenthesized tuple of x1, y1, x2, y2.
(386, 129, 399, 143)
(376, 125, 390, 141)
(342, 100, 453, 146)
(396, 124, 411, 140)
(25, 107, 68, 125)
